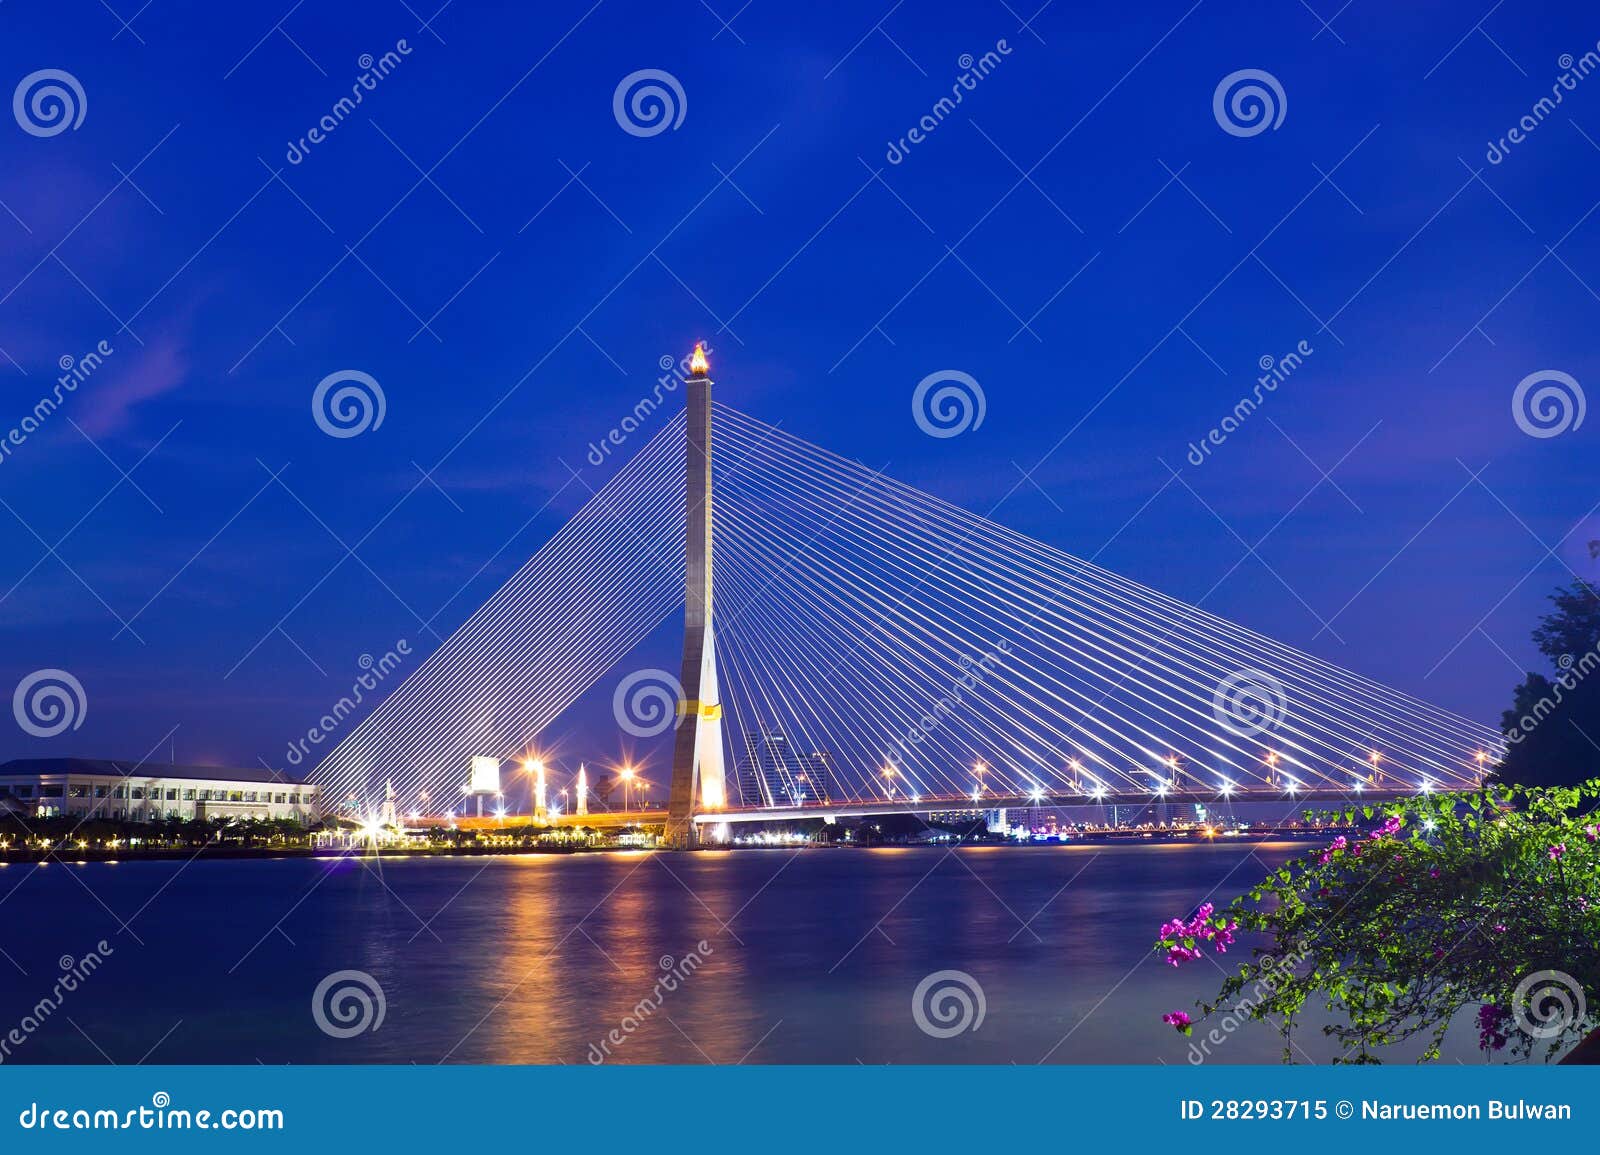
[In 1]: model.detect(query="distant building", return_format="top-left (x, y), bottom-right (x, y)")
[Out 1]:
top-left (0, 759), bottom-right (318, 824)
top-left (737, 728), bottom-right (833, 807)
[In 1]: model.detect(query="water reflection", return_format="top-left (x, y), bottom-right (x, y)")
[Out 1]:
top-left (1, 843), bottom-right (1491, 1065)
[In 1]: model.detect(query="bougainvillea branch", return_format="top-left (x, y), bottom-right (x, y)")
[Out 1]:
top-left (1155, 780), bottom-right (1599, 1063)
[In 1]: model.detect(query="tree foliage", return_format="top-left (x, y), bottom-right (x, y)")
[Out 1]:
top-left (1156, 781), bottom-right (1599, 1063)
top-left (1497, 581), bottom-right (1600, 788)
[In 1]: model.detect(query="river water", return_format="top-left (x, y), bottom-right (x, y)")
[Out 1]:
top-left (1, 841), bottom-right (1487, 1065)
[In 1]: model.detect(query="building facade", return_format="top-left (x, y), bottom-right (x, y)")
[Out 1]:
top-left (0, 759), bottom-right (318, 824)
top-left (737, 728), bottom-right (835, 808)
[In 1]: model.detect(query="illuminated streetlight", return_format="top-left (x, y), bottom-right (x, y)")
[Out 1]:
top-left (620, 765), bottom-right (636, 812)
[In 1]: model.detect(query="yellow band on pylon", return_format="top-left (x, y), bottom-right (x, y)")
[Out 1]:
top-left (676, 700), bottom-right (723, 720)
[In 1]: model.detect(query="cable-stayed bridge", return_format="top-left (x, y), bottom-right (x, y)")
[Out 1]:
top-left (311, 351), bottom-right (1501, 846)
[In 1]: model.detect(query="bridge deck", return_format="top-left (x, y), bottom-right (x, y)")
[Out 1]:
top-left (411, 788), bottom-right (1426, 832)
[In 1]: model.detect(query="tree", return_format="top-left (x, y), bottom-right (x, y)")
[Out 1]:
top-left (1155, 782), bottom-right (1599, 1063)
top-left (1497, 580), bottom-right (1600, 788)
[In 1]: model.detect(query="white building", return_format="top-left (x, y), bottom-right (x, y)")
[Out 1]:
top-left (0, 759), bottom-right (318, 824)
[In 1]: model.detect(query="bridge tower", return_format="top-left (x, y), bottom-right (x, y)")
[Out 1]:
top-left (664, 343), bottom-right (728, 847)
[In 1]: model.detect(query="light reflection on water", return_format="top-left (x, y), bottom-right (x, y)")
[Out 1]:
top-left (4, 842), bottom-right (1487, 1064)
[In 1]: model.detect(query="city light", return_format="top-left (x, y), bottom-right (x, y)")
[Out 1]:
top-left (1218, 777), bottom-right (1234, 797)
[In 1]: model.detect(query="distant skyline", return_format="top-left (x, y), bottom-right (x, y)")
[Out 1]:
top-left (2, 1), bottom-right (1596, 778)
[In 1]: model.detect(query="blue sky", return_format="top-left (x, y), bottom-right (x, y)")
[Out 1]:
top-left (1, 0), bottom-right (1596, 782)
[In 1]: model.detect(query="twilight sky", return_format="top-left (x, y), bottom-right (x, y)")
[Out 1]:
top-left (1, 0), bottom-right (1596, 785)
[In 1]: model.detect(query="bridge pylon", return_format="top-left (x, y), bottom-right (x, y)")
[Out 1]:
top-left (664, 344), bottom-right (727, 847)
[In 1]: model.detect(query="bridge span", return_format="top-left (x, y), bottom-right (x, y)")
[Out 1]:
top-left (415, 787), bottom-right (1427, 834)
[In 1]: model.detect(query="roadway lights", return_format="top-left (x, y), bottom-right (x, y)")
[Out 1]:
top-left (1219, 777), bottom-right (1235, 797)
top-left (1284, 776), bottom-right (1300, 794)
top-left (1418, 778), bottom-right (1435, 795)
top-left (1030, 785), bottom-right (1044, 804)
top-left (1352, 778), bottom-right (1364, 793)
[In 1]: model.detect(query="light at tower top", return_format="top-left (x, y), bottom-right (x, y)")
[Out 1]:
top-left (689, 342), bottom-right (709, 377)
